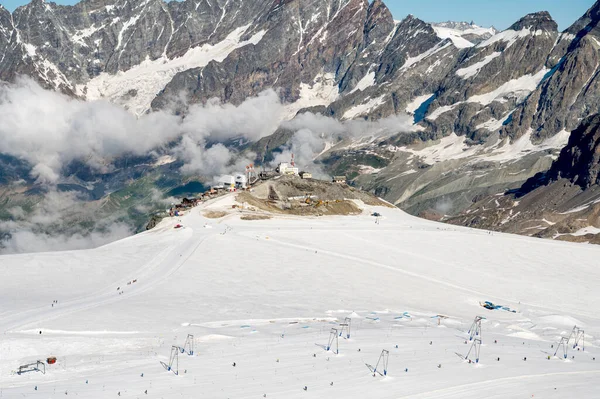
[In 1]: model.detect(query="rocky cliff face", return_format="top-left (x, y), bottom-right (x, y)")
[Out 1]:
top-left (547, 114), bottom-right (600, 188)
top-left (0, 5), bottom-right (10, 56)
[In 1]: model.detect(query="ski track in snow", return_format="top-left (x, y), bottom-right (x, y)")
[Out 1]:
top-left (0, 228), bottom-right (204, 333)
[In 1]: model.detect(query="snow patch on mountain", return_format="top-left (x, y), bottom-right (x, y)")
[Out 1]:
top-left (427, 68), bottom-right (549, 121)
top-left (559, 32), bottom-right (577, 42)
top-left (456, 52), bottom-right (501, 79)
top-left (433, 21), bottom-right (497, 34)
top-left (572, 226), bottom-right (600, 236)
top-left (342, 95), bottom-right (386, 120)
top-left (560, 196), bottom-right (600, 215)
top-left (468, 68), bottom-right (549, 105)
top-left (432, 26), bottom-right (474, 48)
top-left (72, 24), bottom-right (105, 47)
top-left (284, 72), bottom-right (339, 119)
top-left (399, 127), bottom-right (570, 166)
top-left (36, 58), bottom-right (72, 90)
top-left (77, 25), bottom-right (267, 116)
top-left (399, 133), bottom-right (478, 165)
top-left (475, 110), bottom-right (514, 132)
top-left (481, 128), bottom-right (570, 163)
top-left (400, 42), bottom-right (451, 72)
top-left (477, 28), bottom-right (540, 50)
top-left (116, 13), bottom-right (142, 51)
top-left (22, 42), bottom-right (36, 57)
top-left (426, 103), bottom-right (458, 121)
top-left (349, 66), bottom-right (376, 94)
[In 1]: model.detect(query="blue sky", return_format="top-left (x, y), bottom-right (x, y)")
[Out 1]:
top-left (0, 0), bottom-right (594, 31)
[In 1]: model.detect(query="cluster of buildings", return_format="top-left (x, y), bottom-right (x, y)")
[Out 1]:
top-left (214, 155), bottom-right (346, 192)
top-left (215, 174), bottom-right (249, 191)
top-left (214, 164), bottom-right (258, 191)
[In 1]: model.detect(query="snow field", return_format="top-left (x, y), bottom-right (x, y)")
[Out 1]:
top-left (0, 194), bottom-right (599, 397)
top-left (398, 128), bottom-right (571, 166)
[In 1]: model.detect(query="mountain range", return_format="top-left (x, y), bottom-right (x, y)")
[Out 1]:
top-left (2, 0), bottom-right (600, 250)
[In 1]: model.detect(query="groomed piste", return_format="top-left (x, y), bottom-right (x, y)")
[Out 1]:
top-left (0, 193), bottom-right (599, 398)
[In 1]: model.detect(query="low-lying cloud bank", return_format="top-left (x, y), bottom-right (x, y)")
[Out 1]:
top-left (0, 77), bottom-right (416, 253)
top-left (0, 189), bottom-right (132, 254)
top-left (2, 223), bottom-right (133, 254)
top-left (0, 77), bottom-right (283, 183)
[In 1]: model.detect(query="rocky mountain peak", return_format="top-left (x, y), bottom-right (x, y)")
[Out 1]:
top-left (0, 4), bottom-right (9, 19)
top-left (367, 0), bottom-right (393, 24)
top-left (398, 13), bottom-right (432, 32)
top-left (22, 0), bottom-right (45, 7)
top-left (404, 14), bottom-right (418, 22)
top-left (15, 0), bottom-right (58, 14)
top-left (365, 0), bottom-right (395, 42)
top-left (508, 11), bottom-right (557, 33)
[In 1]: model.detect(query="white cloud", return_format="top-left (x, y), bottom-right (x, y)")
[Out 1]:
top-left (0, 77), bottom-right (284, 184)
top-left (182, 89), bottom-right (283, 143)
top-left (0, 189), bottom-right (133, 254)
top-left (1, 223), bottom-right (132, 254)
top-left (0, 77), bottom-right (180, 183)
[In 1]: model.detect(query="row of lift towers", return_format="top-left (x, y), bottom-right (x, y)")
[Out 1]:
top-left (162, 319), bottom-right (585, 378)
top-left (166, 318), bottom-right (390, 378)
top-left (463, 316), bottom-right (586, 364)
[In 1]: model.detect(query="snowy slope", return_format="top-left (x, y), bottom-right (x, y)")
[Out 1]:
top-left (0, 194), bottom-right (599, 398)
